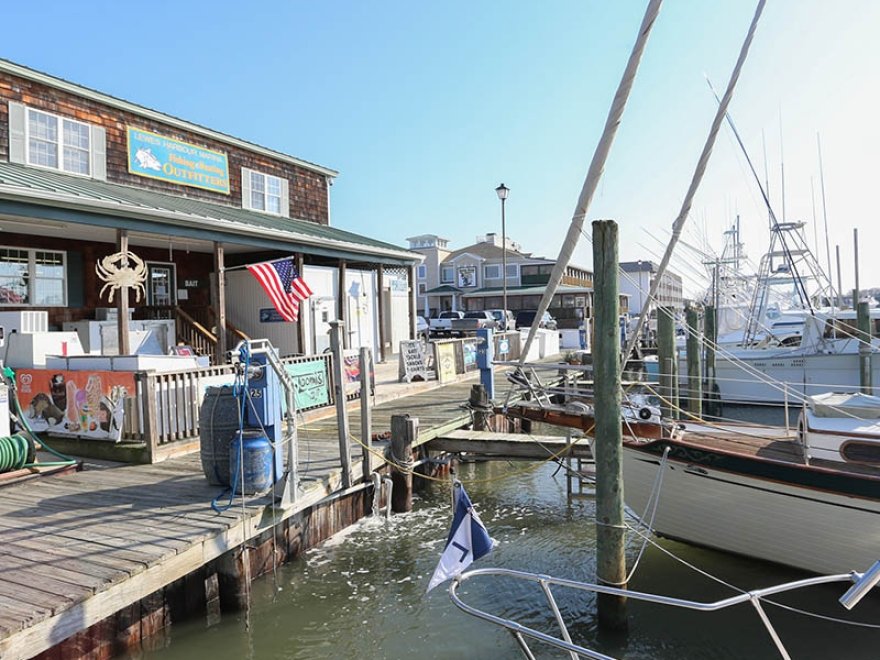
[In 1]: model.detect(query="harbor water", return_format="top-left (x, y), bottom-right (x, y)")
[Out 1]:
top-left (145, 440), bottom-right (880, 659)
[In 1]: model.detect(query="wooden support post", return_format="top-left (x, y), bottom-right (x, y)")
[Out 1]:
top-left (686, 305), bottom-right (702, 417)
top-left (703, 305), bottom-right (719, 418)
top-left (296, 253), bottom-right (307, 354)
top-left (390, 414), bottom-right (417, 513)
top-left (408, 264), bottom-right (417, 340)
top-left (858, 301), bottom-right (873, 394)
top-left (359, 347), bottom-right (373, 481)
top-left (592, 219), bottom-right (627, 632)
top-left (377, 265), bottom-right (387, 363)
top-left (116, 229), bottom-right (131, 356)
top-left (469, 384), bottom-right (491, 431)
top-left (338, 259), bottom-right (349, 349)
top-left (656, 306), bottom-right (675, 421)
top-left (329, 321), bottom-right (353, 488)
top-left (212, 242), bottom-right (227, 360)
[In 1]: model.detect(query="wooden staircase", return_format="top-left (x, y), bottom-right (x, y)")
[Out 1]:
top-left (141, 305), bottom-right (250, 364)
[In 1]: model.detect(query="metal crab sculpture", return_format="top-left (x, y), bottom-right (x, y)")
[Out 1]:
top-left (96, 251), bottom-right (147, 303)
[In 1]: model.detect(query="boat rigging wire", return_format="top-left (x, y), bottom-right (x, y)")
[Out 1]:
top-left (623, 0), bottom-right (768, 366)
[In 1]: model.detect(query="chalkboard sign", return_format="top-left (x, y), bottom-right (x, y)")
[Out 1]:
top-left (399, 340), bottom-right (431, 383)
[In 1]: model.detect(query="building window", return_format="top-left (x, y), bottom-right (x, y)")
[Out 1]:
top-left (505, 263), bottom-right (518, 279)
top-left (484, 264), bottom-right (501, 280)
top-left (26, 108), bottom-right (90, 175)
top-left (0, 247), bottom-right (66, 306)
top-left (418, 283), bottom-right (426, 295)
top-left (249, 171), bottom-right (283, 214)
top-left (440, 265), bottom-right (454, 283)
top-left (417, 265), bottom-right (427, 280)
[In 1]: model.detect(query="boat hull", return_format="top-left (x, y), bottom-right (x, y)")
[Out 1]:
top-left (622, 442), bottom-right (880, 574)
top-left (713, 352), bottom-right (880, 405)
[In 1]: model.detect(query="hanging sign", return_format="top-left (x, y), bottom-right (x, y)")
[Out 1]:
top-left (127, 127), bottom-right (230, 194)
top-left (285, 359), bottom-right (331, 410)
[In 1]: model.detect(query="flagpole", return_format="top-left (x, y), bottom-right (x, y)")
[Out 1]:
top-left (223, 255), bottom-right (299, 272)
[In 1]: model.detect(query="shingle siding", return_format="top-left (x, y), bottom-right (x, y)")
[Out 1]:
top-left (0, 72), bottom-right (330, 224)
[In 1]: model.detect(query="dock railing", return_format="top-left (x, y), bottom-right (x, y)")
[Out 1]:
top-left (121, 352), bottom-right (338, 463)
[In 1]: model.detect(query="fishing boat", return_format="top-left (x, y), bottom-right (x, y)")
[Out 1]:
top-left (713, 307), bottom-right (880, 404)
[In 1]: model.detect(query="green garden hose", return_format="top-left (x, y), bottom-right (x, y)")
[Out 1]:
top-left (0, 433), bottom-right (32, 472)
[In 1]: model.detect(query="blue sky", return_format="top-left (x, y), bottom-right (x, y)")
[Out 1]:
top-left (3, 1), bottom-right (878, 295)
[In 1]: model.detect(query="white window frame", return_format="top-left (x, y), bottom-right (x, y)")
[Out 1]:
top-left (418, 282), bottom-right (427, 295)
top-left (0, 246), bottom-right (67, 307)
top-left (25, 107), bottom-right (91, 176)
top-left (417, 265), bottom-right (427, 280)
top-left (484, 264), bottom-right (501, 280)
top-left (248, 170), bottom-right (285, 215)
top-left (440, 265), bottom-right (454, 283)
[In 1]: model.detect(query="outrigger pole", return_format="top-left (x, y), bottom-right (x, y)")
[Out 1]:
top-left (622, 0), bottom-right (767, 365)
top-left (510, 0), bottom-right (664, 397)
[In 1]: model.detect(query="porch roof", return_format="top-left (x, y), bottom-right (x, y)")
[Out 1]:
top-left (424, 285), bottom-right (463, 294)
top-left (0, 163), bottom-right (421, 266)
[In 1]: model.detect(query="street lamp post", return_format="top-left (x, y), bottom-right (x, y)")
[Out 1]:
top-left (495, 183), bottom-right (510, 324)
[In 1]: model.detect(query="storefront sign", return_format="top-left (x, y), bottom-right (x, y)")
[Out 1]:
top-left (457, 265), bottom-right (476, 288)
top-left (286, 359), bottom-right (331, 410)
top-left (390, 278), bottom-right (408, 296)
top-left (17, 370), bottom-right (135, 442)
top-left (436, 342), bottom-right (456, 383)
top-left (127, 127), bottom-right (230, 194)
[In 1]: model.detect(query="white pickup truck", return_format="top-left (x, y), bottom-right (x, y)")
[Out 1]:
top-left (429, 310), bottom-right (465, 336)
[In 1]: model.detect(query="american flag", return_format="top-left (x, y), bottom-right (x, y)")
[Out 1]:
top-left (246, 257), bottom-right (313, 322)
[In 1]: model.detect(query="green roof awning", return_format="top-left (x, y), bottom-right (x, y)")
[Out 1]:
top-left (424, 285), bottom-right (463, 294)
top-left (0, 163), bottom-right (420, 266)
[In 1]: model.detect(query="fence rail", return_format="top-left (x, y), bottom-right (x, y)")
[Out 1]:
top-left (119, 353), bottom-right (339, 462)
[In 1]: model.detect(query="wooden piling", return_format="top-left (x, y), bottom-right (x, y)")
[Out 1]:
top-left (686, 305), bottom-right (702, 417)
top-left (360, 347), bottom-right (374, 480)
top-left (657, 306), bottom-right (675, 421)
top-left (469, 384), bottom-right (491, 431)
top-left (390, 414), bottom-right (417, 513)
top-left (592, 219), bottom-right (627, 632)
top-left (329, 321), bottom-right (353, 488)
top-left (858, 301), bottom-right (873, 394)
top-left (704, 305), bottom-right (719, 417)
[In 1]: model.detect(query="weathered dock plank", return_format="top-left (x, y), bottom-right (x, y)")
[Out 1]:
top-left (429, 429), bottom-right (593, 460)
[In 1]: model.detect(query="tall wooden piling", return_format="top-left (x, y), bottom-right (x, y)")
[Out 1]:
top-left (329, 321), bottom-right (353, 488)
top-left (592, 220), bottom-right (627, 631)
top-left (359, 347), bottom-right (373, 480)
top-left (390, 414), bottom-right (417, 513)
top-left (858, 301), bottom-right (873, 394)
top-left (686, 305), bottom-right (702, 417)
top-left (657, 306), bottom-right (675, 421)
top-left (703, 305), bottom-right (720, 418)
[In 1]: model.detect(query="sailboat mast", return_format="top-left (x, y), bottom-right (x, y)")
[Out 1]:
top-left (623, 0), bottom-right (767, 364)
top-left (512, 0), bottom-right (665, 376)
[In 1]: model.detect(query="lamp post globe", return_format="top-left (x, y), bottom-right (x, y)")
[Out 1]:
top-left (495, 184), bottom-right (510, 324)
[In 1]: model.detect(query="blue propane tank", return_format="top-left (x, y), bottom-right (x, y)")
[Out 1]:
top-left (229, 430), bottom-right (275, 495)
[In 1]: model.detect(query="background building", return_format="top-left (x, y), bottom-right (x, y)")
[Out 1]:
top-left (408, 233), bottom-right (599, 328)
top-left (619, 260), bottom-right (684, 317)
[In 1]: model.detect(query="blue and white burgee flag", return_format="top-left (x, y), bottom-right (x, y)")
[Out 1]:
top-left (427, 482), bottom-right (497, 592)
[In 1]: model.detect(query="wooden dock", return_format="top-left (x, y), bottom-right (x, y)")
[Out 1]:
top-left (0, 370), bottom-right (536, 659)
top-left (429, 429), bottom-right (593, 460)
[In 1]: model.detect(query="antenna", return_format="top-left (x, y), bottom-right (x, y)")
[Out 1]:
top-left (818, 133), bottom-right (833, 289)
top-left (810, 177), bottom-right (820, 263)
top-left (762, 129), bottom-right (771, 229)
top-left (779, 107), bottom-right (786, 222)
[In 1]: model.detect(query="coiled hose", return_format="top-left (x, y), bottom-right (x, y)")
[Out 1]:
top-left (0, 433), bottom-right (34, 472)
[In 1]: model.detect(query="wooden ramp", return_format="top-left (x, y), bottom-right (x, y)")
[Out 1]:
top-left (429, 429), bottom-right (594, 460)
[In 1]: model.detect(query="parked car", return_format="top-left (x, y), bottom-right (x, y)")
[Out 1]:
top-left (416, 316), bottom-right (430, 343)
top-left (486, 309), bottom-right (515, 331)
top-left (515, 310), bottom-right (558, 331)
top-left (429, 310), bottom-right (465, 336)
top-left (450, 310), bottom-right (497, 336)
